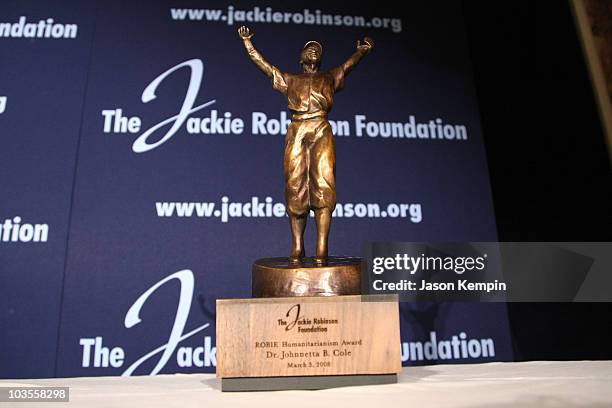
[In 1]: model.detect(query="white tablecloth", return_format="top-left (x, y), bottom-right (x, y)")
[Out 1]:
top-left (2, 361), bottom-right (611, 408)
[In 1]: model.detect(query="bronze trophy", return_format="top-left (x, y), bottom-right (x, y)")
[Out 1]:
top-left (215, 27), bottom-right (400, 391)
top-left (238, 25), bottom-right (374, 298)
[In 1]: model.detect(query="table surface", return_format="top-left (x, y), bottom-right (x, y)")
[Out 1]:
top-left (2, 361), bottom-right (611, 408)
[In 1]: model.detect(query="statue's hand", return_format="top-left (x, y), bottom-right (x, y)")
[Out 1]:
top-left (238, 26), bottom-right (253, 40)
top-left (356, 37), bottom-right (374, 53)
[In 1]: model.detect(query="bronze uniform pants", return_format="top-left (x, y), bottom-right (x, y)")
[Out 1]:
top-left (284, 117), bottom-right (336, 217)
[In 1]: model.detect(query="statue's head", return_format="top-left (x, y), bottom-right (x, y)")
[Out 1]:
top-left (300, 40), bottom-right (322, 71)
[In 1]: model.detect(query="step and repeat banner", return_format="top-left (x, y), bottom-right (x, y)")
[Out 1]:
top-left (0, 0), bottom-right (513, 378)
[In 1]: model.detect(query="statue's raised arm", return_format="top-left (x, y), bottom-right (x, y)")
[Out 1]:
top-left (239, 26), bottom-right (288, 94)
top-left (238, 26), bottom-right (275, 78)
top-left (340, 37), bottom-right (374, 76)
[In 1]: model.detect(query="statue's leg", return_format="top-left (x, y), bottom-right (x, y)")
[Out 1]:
top-left (284, 121), bottom-right (308, 260)
top-left (309, 120), bottom-right (336, 261)
top-left (289, 214), bottom-right (307, 260)
top-left (314, 208), bottom-right (332, 260)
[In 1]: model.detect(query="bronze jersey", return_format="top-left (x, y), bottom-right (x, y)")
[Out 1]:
top-left (270, 68), bottom-right (344, 114)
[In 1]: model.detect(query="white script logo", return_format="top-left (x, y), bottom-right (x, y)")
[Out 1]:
top-left (79, 269), bottom-right (215, 375)
top-left (101, 59), bottom-right (216, 153)
top-left (101, 59), bottom-right (468, 153)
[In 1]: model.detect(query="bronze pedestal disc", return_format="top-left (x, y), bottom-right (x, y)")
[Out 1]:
top-left (252, 257), bottom-right (362, 298)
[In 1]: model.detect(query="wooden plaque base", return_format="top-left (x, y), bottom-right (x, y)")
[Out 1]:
top-left (216, 294), bottom-right (401, 389)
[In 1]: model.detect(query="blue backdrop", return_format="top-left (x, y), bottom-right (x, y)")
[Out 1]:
top-left (0, 0), bottom-right (513, 378)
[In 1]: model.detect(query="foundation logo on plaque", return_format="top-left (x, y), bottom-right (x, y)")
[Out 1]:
top-left (215, 26), bottom-right (401, 391)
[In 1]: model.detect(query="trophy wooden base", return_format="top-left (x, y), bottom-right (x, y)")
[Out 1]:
top-left (216, 294), bottom-right (401, 391)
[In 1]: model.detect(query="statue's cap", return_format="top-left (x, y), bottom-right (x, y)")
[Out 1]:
top-left (303, 40), bottom-right (323, 54)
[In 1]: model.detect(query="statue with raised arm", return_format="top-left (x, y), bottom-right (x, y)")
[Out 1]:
top-left (238, 25), bottom-right (374, 263)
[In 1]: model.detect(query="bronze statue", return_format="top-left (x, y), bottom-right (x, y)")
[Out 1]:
top-left (238, 26), bottom-right (374, 262)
